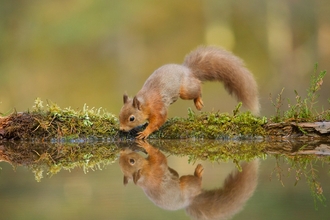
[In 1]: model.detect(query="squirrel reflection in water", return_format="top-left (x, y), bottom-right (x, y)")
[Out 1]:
top-left (119, 141), bottom-right (259, 220)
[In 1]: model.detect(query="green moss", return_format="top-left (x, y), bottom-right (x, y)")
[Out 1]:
top-left (150, 106), bottom-right (267, 140)
top-left (2, 99), bottom-right (119, 141)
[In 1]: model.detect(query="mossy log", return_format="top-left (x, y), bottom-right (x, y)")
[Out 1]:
top-left (0, 109), bottom-right (329, 141)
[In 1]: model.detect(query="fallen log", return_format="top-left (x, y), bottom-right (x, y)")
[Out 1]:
top-left (1, 109), bottom-right (329, 141)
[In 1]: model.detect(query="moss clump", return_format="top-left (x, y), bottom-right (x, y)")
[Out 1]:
top-left (150, 106), bottom-right (267, 140)
top-left (1, 98), bottom-right (119, 141)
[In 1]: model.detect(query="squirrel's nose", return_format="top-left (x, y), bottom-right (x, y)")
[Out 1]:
top-left (119, 126), bottom-right (129, 132)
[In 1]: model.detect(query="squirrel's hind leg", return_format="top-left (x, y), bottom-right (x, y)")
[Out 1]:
top-left (179, 79), bottom-right (204, 110)
top-left (194, 97), bottom-right (204, 110)
top-left (194, 164), bottom-right (204, 178)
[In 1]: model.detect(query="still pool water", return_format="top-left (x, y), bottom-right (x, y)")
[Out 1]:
top-left (0, 140), bottom-right (329, 220)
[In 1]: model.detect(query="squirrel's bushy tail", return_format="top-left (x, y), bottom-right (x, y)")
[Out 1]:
top-left (183, 46), bottom-right (260, 115)
top-left (185, 160), bottom-right (259, 220)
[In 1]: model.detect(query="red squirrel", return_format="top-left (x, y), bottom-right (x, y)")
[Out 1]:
top-left (119, 140), bottom-right (203, 211)
top-left (119, 141), bottom-right (259, 219)
top-left (119, 46), bottom-right (260, 139)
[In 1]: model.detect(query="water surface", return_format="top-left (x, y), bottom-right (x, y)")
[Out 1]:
top-left (0, 140), bottom-right (329, 220)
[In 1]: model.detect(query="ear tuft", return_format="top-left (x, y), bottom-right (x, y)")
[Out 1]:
top-left (132, 170), bottom-right (141, 184)
top-left (123, 176), bottom-right (129, 186)
top-left (123, 94), bottom-right (129, 104)
top-left (132, 96), bottom-right (141, 110)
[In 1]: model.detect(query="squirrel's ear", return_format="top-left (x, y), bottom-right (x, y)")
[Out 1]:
top-left (132, 96), bottom-right (141, 110)
top-left (132, 170), bottom-right (141, 184)
top-left (123, 94), bottom-right (129, 104)
top-left (123, 176), bottom-right (129, 186)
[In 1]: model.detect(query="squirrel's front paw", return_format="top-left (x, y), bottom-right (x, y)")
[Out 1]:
top-left (136, 130), bottom-right (150, 139)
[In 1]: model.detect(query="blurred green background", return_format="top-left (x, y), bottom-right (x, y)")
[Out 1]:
top-left (0, 0), bottom-right (329, 117)
top-left (1, 1), bottom-right (330, 219)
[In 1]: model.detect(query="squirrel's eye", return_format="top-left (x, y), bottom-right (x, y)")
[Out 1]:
top-left (129, 115), bottom-right (135, 122)
top-left (129, 158), bottom-right (135, 165)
